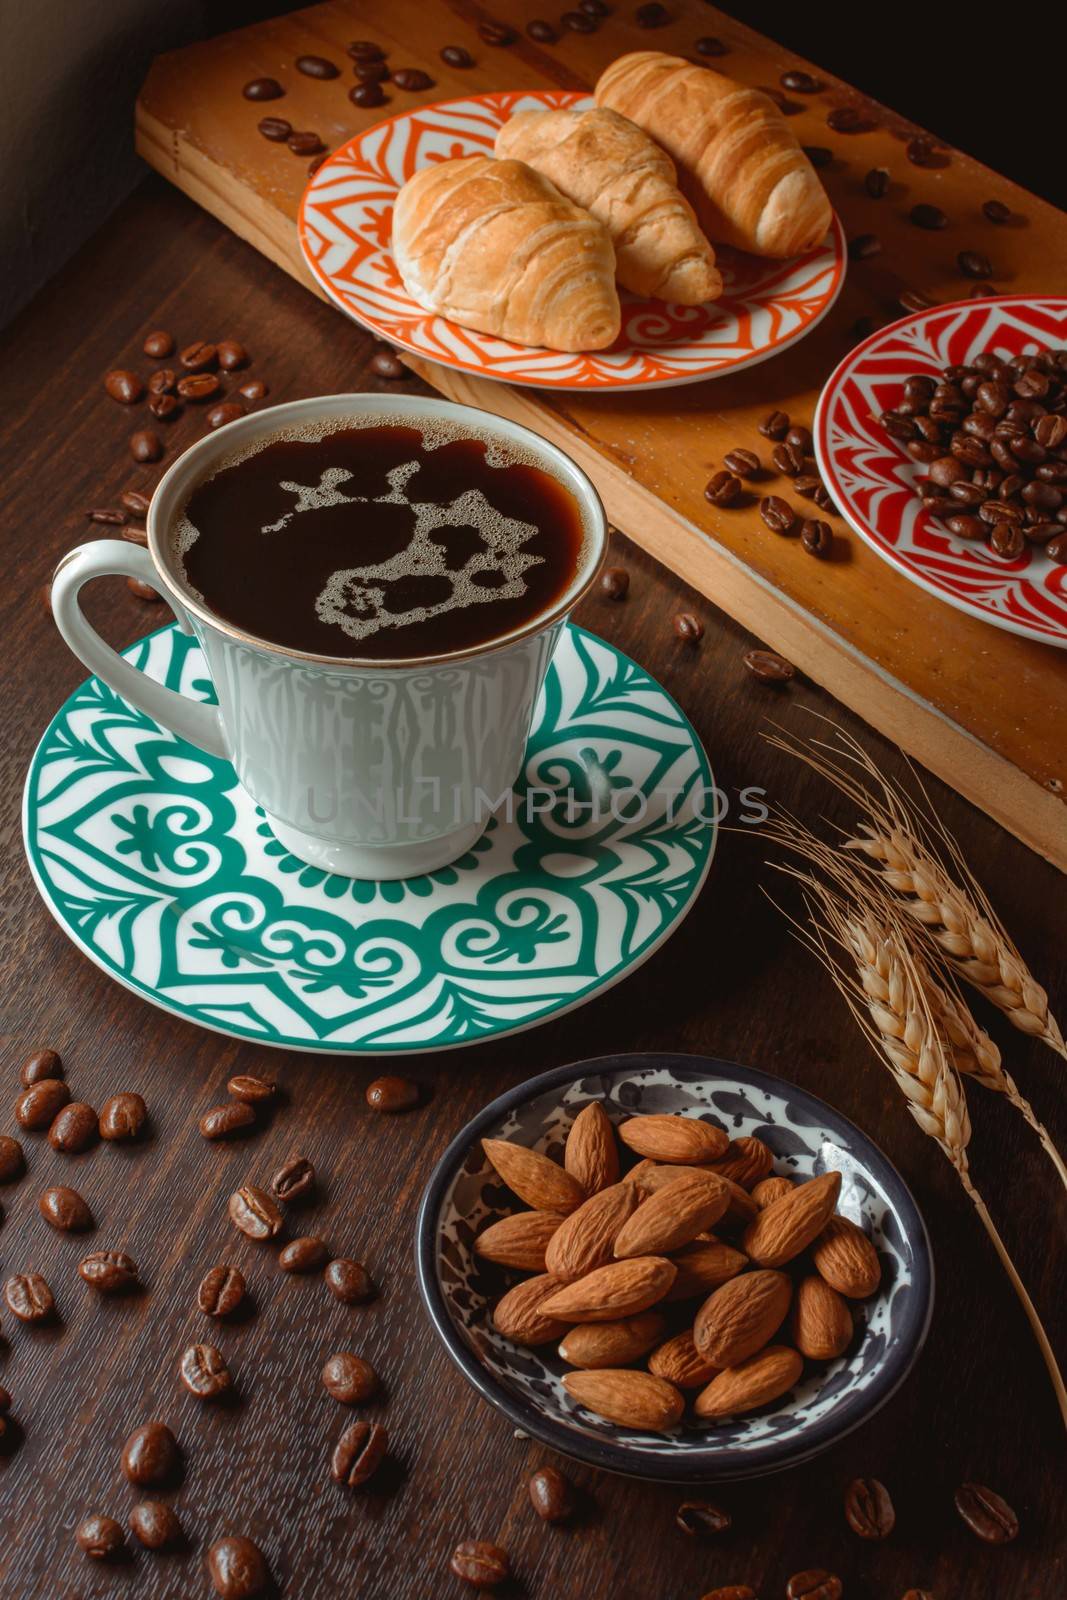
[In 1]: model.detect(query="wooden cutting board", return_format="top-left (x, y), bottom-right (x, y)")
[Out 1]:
top-left (135, 0), bottom-right (1067, 869)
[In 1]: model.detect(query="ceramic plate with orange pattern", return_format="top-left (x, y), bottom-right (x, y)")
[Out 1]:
top-left (298, 90), bottom-right (847, 392)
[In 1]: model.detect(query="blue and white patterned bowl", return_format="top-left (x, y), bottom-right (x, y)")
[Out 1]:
top-left (416, 1053), bottom-right (934, 1481)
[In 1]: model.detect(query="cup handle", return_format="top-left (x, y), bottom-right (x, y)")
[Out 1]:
top-left (50, 540), bottom-right (229, 759)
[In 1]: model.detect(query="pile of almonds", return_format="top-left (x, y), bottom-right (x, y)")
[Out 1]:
top-left (477, 1104), bottom-right (881, 1433)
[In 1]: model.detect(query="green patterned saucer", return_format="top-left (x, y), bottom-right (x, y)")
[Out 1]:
top-left (23, 623), bottom-right (715, 1053)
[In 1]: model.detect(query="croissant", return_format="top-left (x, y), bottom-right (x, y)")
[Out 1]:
top-left (596, 53), bottom-right (832, 259)
top-left (391, 155), bottom-right (620, 352)
top-left (494, 107), bottom-right (722, 305)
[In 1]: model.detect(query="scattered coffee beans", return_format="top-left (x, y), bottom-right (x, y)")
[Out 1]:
top-left (48, 1101), bottom-right (98, 1153)
top-left (954, 1482), bottom-right (1019, 1544)
top-left (331, 1419), bottom-right (388, 1486)
top-left (216, 339), bottom-right (248, 370)
top-left (296, 54), bottom-right (339, 78)
top-left (206, 401), bottom-right (245, 429)
top-left (79, 1250), bottom-right (139, 1292)
top-left (958, 249), bottom-right (993, 279)
top-left (76, 1514), bottom-right (125, 1559)
top-left (238, 378), bottom-right (269, 401)
top-left (722, 448), bottom-right (760, 478)
top-left (848, 232), bottom-right (881, 260)
top-left (105, 369), bottom-right (143, 404)
top-left (143, 330), bottom-right (175, 358)
top-left (910, 203), bottom-right (947, 230)
top-left (39, 1184), bottom-right (93, 1231)
top-left (258, 115), bottom-right (292, 141)
top-left (600, 565), bottom-right (630, 600)
top-left (207, 1534), bottom-right (269, 1599)
top-left (803, 145), bottom-right (833, 168)
top-left (347, 41), bottom-right (385, 62)
top-left (180, 1342), bottom-right (232, 1400)
top-left (759, 410), bottom-right (790, 440)
top-left (827, 106), bottom-right (878, 134)
top-left (149, 393), bottom-right (181, 420)
top-left (198, 1264), bottom-right (246, 1318)
top-left (636, 2), bottom-right (670, 26)
top-left (87, 507), bottom-right (127, 525)
top-left (695, 35), bottom-right (728, 54)
top-left (288, 131), bottom-right (325, 156)
top-left (786, 1573), bottom-right (842, 1600)
top-left (130, 430), bottom-right (163, 463)
top-left (906, 135), bottom-right (942, 167)
top-left (127, 577), bottom-right (163, 602)
top-left (177, 373), bottom-right (220, 402)
top-left (705, 469), bottom-right (742, 506)
top-left (786, 424), bottom-right (813, 454)
top-left (450, 1540), bottom-right (510, 1588)
top-left (365, 1075), bottom-right (419, 1112)
top-left (16, 1076), bottom-right (70, 1129)
top-left (801, 518), bottom-right (834, 557)
top-left (180, 340), bottom-right (217, 371)
top-left (982, 199), bottom-right (1012, 224)
top-left (370, 346), bottom-right (407, 379)
top-left (743, 648), bottom-right (795, 682)
top-left (20, 1047), bottom-right (61, 1085)
top-left (562, 10), bottom-right (598, 31)
top-left (479, 20), bottom-right (516, 44)
top-left (864, 167), bottom-right (889, 198)
top-left (280, 1235), bottom-right (329, 1273)
top-left (0, 1135), bottom-right (25, 1183)
top-left (441, 45), bottom-right (474, 67)
top-left (130, 1499), bottom-right (183, 1550)
top-left (229, 1186), bottom-right (284, 1240)
top-left (322, 1351), bottom-right (378, 1403)
top-left (148, 367), bottom-right (176, 394)
top-left (676, 1499), bottom-right (731, 1536)
top-left (350, 82), bottom-right (386, 107)
top-left (121, 1421), bottom-right (181, 1487)
top-left (393, 67), bottom-right (434, 90)
top-left (759, 495), bottom-right (797, 534)
top-left (200, 1101), bottom-right (257, 1139)
top-left (844, 1476), bottom-right (895, 1538)
top-left (243, 77), bottom-right (284, 101)
top-left (772, 441), bottom-right (805, 476)
top-left (5, 1272), bottom-right (55, 1322)
top-left (99, 1092), bottom-right (147, 1140)
top-left (526, 19), bottom-right (558, 41)
top-left (227, 1073), bottom-right (276, 1104)
top-left (528, 1464), bottom-right (574, 1522)
top-left (672, 612), bottom-right (704, 643)
top-left (781, 69), bottom-right (819, 93)
top-left (325, 1258), bottom-right (375, 1303)
top-left (271, 1154), bottom-right (315, 1203)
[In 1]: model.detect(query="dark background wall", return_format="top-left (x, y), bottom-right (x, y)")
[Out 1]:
top-left (0, 1), bottom-right (1060, 328)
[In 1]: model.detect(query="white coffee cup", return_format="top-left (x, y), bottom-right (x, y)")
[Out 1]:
top-left (50, 394), bottom-right (607, 879)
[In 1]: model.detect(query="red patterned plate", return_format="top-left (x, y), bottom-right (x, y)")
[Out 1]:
top-left (815, 296), bottom-right (1067, 649)
top-left (297, 90), bottom-right (846, 392)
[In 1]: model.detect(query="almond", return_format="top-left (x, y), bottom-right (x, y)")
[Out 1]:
top-left (613, 1171), bottom-right (729, 1259)
top-left (791, 1274), bottom-right (853, 1361)
top-left (811, 1215), bottom-right (882, 1298)
top-left (694, 1344), bottom-right (803, 1419)
top-left (648, 1329), bottom-right (718, 1390)
top-left (721, 1176), bottom-right (760, 1228)
top-left (540, 1256), bottom-right (676, 1322)
top-left (618, 1114), bottom-right (728, 1165)
top-left (544, 1183), bottom-right (638, 1281)
top-left (621, 1157), bottom-right (659, 1188)
top-left (558, 1311), bottom-right (666, 1369)
top-left (630, 1162), bottom-right (710, 1193)
top-left (563, 1368), bottom-right (684, 1432)
top-left (741, 1171), bottom-right (842, 1267)
top-left (693, 1268), bottom-right (792, 1367)
top-left (664, 1238), bottom-right (748, 1301)
top-left (492, 1273), bottom-right (572, 1346)
top-left (706, 1136), bottom-right (774, 1190)
top-left (482, 1138), bottom-right (585, 1214)
top-left (751, 1176), bottom-right (793, 1209)
top-left (474, 1210), bottom-right (565, 1272)
top-left (564, 1102), bottom-right (619, 1194)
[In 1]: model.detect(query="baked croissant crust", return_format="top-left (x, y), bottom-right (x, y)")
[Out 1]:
top-left (494, 107), bottom-right (722, 305)
top-left (391, 155), bottom-right (621, 352)
top-left (596, 53), bottom-right (832, 259)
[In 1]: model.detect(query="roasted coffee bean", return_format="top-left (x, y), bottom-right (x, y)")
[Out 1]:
top-left (0, 1135), bottom-right (25, 1183)
top-left (48, 1101), bottom-right (98, 1153)
top-left (40, 1184), bottom-right (93, 1231)
top-left (271, 1154), bottom-right (315, 1203)
top-left (676, 1500), bottom-right (732, 1536)
top-left (366, 1075), bottom-right (419, 1111)
top-left (206, 401), bottom-right (245, 429)
top-left (635, 2), bottom-right (670, 25)
top-left (562, 10), bottom-right (598, 30)
top-left (526, 19), bottom-right (558, 41)
top-left (180, 340), bottom-right (217, 371)
top-left (723, 448), bottom-right (760, 478)
top-left (350, 82), bottom-right (387, 107)
top-left (759, 410), bottom-right (790, 439)
top-left (848, 232), bottom-right (881, 260)
top-left (200, 1100), bottom-right (256, 1139)
top-left (322, 1351), bottom-right (378, 1403)
top-left (143, 329), bottom-right (175, 357)
top-left (325, 1258), bottom-right (375, 1303)
top-left (781, 68), bottom-right (819, 93)
top-left (296, 54), bottom-right (339, 78)
top-left (1025, 520), bottom-right (1061, 543)
top-left (130, 430), bottom-right (163, 463)
top-left (198, 1264), bottom-right (246, 1317)
top-left (5, 1272), bottom-right (55, 1322)
top-left (76, 1514), bottom-right (125, 1559)
top-left (177, 373), bottom-right (220, 401)
top-left (910, 203), bottom-right (947, 230)
top-left (1035, 414), bottom-right (1067, 449)
top-left (122, 1421), bottom-right (180, 1487)
top-left (800, 518), bottom-right (833, 557)
top-left (127, 577), bottom-right (163, 601)
top-left (347, 41), bottom-right (385, 62)
top-left (149, 392), bottom-right (180, 420)
top-left (772, 441), bottom-right (805, 476)
top-left (105, 369), bottom-right (143, 404)
top-left (528, 1464), bottom-right (574, 1522)
top-left (87, 507), bottom-right (127, 525)
top-left (280, 1234), bottom-right (329, 1272)
top-left (958, 249), bottom-right (993, 279)
top-left (393, 67), bottom-right (434, 90)
top-left (864, 166), bottom-right (889, 198)
top-left (441, 45), bottom-right (474, 67)
top-left (207, 1535), bottom-right (269, 1598)
top-left (120, 519), bottom-right (148, 541)
top-left (600, 565), bottom-right (630, 600)
top-left (99, 1091), bottom-right (147, 1140)
top-left (844, 1476), bottom-right (895, 1539)
top-left (786, 1572), bottom-right (842, 1600)
top-left (215, 339), bottom-right (248, 371)
top-left (370, 346), bottom-right (407, 378)
top-left (981, 199), bottom-right (1011, 224)
top-left (479, 21), bottom-right (516, 45)
top-left (148, 366), bottom-right (176, 394)
top-left (906, 135), bottom-right (942, 167)
top-left (16, 1077), bottom-right (70, 1129)
top-left (130, 1500), bottom-right (183, 1551)
top-left (20, 1047), bottom-right (62, 1086)
top-left (899, 288), bottom-right (937, 313)
top-left (450, 1540), bottom-right (510, 1588)
top-left (946, 513), bottom-right (985, 539)
top-left (243, 77), bottom-right (284, 101)
top-left (258, 114), bottom-right (292, 140)
top-left (354, 59), bottom-right (390, 82)
top-left (954, 1482), bottom-right (1019, 1544)
top-left (907, 440), bottom-right (943, 463)
top-left (786, 424), bottom-right (813, 454)
top-left (288, 131), bottom-right (325, 155)
top-left (1045, 532), bottom-right (1067, 562)
top-left (79, 1250), bottom-right (139, 1292)
top-left (238, 377), bottom-right (269, 401)
top-left (580, 0), bottom-right (611, 14)
top-left (990, 520), bottom-right (1025, 558)
top-left (827, 106), bottom-right (878, 134)
top-left (229, 1185), bottom-right (284, 1240)
top-left (672, 611), bottom-right (704, 643)
top-left (705, 469), bottom-right (742, 505)
top-left (803, 145), bottom-right (833, 168)
top-left (180, 1342), bottom-right (232, 1400)
top-left (332, 1419), bottom-right (388, 1487)
top-left (743, 648), bottom-right (794, 682)
top-left (928, 454), bottom-right (967, 486)
top-left (759, 495), bottom-right (797, 534)
top-left (227, 1073), bottom-right (276, 1104)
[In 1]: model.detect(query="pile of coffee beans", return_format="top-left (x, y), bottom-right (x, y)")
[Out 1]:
top-left (881, 347), bottom-right (1067, 562)
top-left (704, 412), bottom-right (838, 559)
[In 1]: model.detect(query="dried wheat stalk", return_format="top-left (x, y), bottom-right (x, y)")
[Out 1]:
top-left (763, 722), bottom-right (1066, 1059)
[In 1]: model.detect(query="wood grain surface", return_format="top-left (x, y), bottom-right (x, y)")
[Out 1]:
top-left (133, 0), bottom-right (1067, 870)
top-left (0, 173), bottom-right (1064, 1599)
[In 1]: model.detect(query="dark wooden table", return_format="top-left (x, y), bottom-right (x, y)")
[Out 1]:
top-left (0, 176), bottom-right (1063, 1600)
